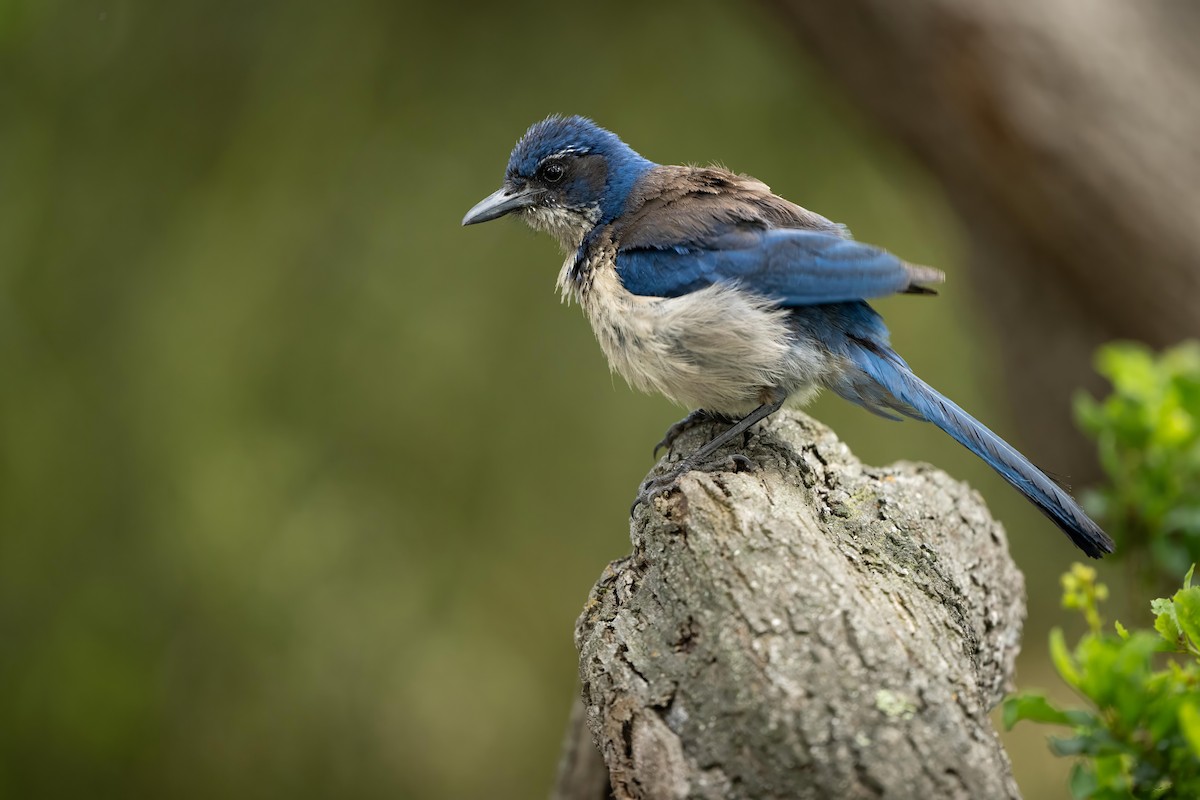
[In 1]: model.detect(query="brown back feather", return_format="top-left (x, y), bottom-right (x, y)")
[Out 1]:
top-left (613, 166), bottom-right (848, 250)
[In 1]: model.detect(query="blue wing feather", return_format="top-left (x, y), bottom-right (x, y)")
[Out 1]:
top-left (615, 228), bottom-right (927, 306)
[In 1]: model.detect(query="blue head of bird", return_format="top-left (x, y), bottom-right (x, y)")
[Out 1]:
top-left (462, 115), bottom-right (654, 249)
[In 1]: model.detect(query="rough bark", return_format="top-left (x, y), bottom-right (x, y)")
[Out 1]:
top-left (759, 0), bottom-right (1200, 479)
top-left (563, 411), bottom-right (1025, 800)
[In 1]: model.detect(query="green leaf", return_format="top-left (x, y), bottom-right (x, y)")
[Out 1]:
top-left (1174, 586), bottom-right (1200, 647)
top-left (1093, 754), bottom-right (1134, 796)
top-left (1181, 701), bottom-right (1200, 758)
top-left (1153, 598), bottom-right (1183, 646)
top-left (1050, 628), bottom-right (1081, 686)
top-left (1114, 620), bottom-right (1129, 640)
top-left (1096, 342), bottom-right (1152, 389)
top-left (1068, 762), bottom-right (1097, 799)
top-left (1003, 694), bottom-right (1075, 728)
top-left (1051, 735), bottom-right (1091, 757)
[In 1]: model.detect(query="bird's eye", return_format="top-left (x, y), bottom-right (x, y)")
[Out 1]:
top-left (540, 161), bottom-right (566, 183)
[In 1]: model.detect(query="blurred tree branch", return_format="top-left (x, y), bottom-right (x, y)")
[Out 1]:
top-left (759, 0), bottom-right (1200, 480)
top-left (552, 696), bottom-right (612, 800)
top-left (555, 412), bottom-right (1026, 799)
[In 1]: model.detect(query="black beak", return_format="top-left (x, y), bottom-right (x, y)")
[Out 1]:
top-left (461, 183), bottom-right (540, 226)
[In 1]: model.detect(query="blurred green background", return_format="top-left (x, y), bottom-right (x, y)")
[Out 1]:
top-left (1, 1), bottom-right (1107, 797)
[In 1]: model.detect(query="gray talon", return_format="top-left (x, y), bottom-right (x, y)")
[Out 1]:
top-left (728, 453), bottom-right (754, 472)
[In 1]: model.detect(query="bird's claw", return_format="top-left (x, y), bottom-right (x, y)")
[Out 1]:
top-left (631, 469), bottom-right (684, 516)
top-left (726, 453), bottom-right (754, 472)
top-left (630, 452), bottom-right (757, 516)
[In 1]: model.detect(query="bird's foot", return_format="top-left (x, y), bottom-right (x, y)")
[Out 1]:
top-left (653, 410), bottom-right (732, 459)
top-left (631, 452), bottom-right (755, 515)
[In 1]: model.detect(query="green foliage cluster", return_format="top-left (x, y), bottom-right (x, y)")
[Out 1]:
top-left (1004, 565), bottom-right (1200, 799)
top-left (1076, 342), bottom-right (1200, 578)
top-left (1006, 343), bottom-right (1200, 797)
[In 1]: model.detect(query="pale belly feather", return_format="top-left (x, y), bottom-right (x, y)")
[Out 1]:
top-left (578, 268), bottom-right (827, 414)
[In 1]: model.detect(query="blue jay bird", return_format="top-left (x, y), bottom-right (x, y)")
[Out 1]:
top-left (462, 115), bottom-right (1114, 558)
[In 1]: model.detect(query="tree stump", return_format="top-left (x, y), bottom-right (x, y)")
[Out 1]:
top-left (555, 411), bottom-right (1026, 799)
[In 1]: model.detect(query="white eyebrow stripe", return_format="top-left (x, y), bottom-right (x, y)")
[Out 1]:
top-left (539, 147), bottom-right (590, 165)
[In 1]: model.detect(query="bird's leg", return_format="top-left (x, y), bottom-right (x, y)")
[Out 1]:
top-left (634, 396), bottom-right (786, 514)
top-left (653, 409), bottom-right (734, 458)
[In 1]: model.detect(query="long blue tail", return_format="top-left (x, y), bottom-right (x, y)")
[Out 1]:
top-left (841, 341), bottom-right (1114, 558)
